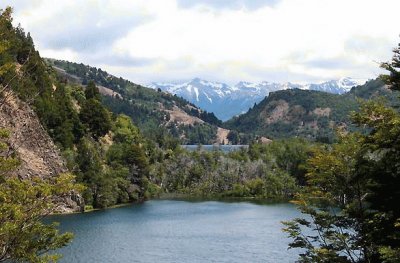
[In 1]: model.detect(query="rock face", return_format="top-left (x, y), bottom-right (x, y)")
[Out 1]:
top-left (0, 93), bottom-right (83, 213)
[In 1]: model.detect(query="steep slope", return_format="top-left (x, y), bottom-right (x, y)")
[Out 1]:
top-left (224, 79), bottom-right (397, 141)
top-left (0, 94), bottom-right (83, 212)
top-left (150, 77), bottom-right (367, 120)
top-left (47, 60), bottom-right (224, 144)
top-left (0, 13), bottom-right (86, 212)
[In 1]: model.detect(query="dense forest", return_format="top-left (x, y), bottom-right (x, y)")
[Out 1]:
top-left (1, 6), bottom-right (400, 263)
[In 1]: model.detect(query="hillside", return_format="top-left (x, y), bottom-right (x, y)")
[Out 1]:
top-left (224, 79), bottom-right (398, 141)
top-left (0, 93), bottom-right (83, 213)
top-left (47, 59), bottom-right (225, 144)
top-left (0, 10), bottom-right (158, 211)
top-left (150, 77), bottom-right (367, 120)
top-left (0, 13), bottom-right (83, 212)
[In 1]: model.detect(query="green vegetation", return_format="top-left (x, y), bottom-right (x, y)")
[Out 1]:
top-left (283, 41), bottom-right (400, 263)
top-left (225, 78), bottom-right (398, 142)
top-left (47, 59), bottom-right (222, 144)
top-left (151, 138), bottom-right (310, 199)
top-left (2, 5), bottom-right (400, 262)
top-left (0, 8), bottom-right (83, 261)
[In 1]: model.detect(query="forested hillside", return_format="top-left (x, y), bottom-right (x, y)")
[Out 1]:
top-left (2, 5), bottom-right (400, 262)
top-left (225, 79), bottom-right (398, 142)
top-left (0, 6), bottom-right (299, 215)
top-left (47, 59), bottom-right (223, 144)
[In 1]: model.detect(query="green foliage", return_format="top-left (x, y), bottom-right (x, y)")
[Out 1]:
top-left (79, 98), bottom-right (112, 140)
top-left (352, 101), bottom-right (400, 262)
top-left (84, 80), bottom-right (101, 100)
top-left (283, 41), bottom-right (400, 261)
top-left (227, 130), bottom-right (240, 144)
top-left (0, 7), bottom-right (151, 211)
top-left (283, 134), bottom-right (374, 262)
top-left (48, 59), bottom-right (223, 144)
top-left (0, 128), bottom-right (82, 262)
top-left (149, 140), bottom-right (305, 199)
top-left (381, 41), bottom-right (400, 91)
top-left (225, 79), bottom-right (398, 142)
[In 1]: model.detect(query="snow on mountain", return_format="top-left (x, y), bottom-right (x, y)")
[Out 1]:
top-left (303, 77), bottom-right (367, 94)
top-left (149, 77), bottom-right (368, 121)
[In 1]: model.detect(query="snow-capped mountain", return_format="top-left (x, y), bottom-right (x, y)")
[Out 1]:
top-left (149, 77), bottom-right (367, 121)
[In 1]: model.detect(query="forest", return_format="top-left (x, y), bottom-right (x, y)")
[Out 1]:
top-left (1, 6), bottom-right (400, 263)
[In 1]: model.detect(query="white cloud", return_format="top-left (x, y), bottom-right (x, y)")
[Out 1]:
top-left (2, 0), bottom-right (400, 85)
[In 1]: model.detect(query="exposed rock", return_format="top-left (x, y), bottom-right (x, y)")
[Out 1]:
top-left (313, 107), bottom-right (331, 117)
top-left (216, 127), bottom-right (230, 144)
top-left (258, 137), bottom-right (272, 144)
top-left (164, 105), bottom-right (204, 125)
top-left (0, 93), bottom-right (83, 213)
top-left (262, 100), bottom-right (289, 124)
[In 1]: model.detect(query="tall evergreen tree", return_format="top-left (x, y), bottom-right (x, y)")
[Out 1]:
top-left (84, 80), bottom-right (101, 101)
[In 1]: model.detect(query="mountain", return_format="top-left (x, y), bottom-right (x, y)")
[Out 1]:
top-left (47, 60), bottom-right (231, 144)
top-left (224, 79), bottom-right (398, 142)
top-left (149, 77), bottom-right (368, 121)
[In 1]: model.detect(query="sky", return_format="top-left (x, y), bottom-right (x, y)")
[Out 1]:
top-left (2, 0), bottom-right (400, 85)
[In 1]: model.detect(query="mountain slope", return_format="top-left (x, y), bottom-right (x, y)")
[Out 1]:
top-left (0, 14), bottom-right (84, 212)
top-left (47, 60), bottom-right (225, 144)
top-left (0, 94), bottom-right (83, 212)
top-left (224, 79), bottom-right (397, 141)
top-left (150, 77), bottom-right (367, 120)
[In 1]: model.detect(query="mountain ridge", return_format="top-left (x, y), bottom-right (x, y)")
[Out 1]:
top-left (224, 78), bottom-right (398, 142)
top-left (46, 59), bottom-right (231, 144)
top-left (149, 77), bottom-right (368, 120)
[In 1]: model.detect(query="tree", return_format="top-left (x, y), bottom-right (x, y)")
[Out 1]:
top-left (84, 80), bottom-right (101, 101)
top-left (0, 7), bottom-right (16, 108)
top-left (282, 134), bottom-right (377, 262)
top-left (0, 129), bottom-right (82, 262)
top-left (283, 41), bottom-right (400, 262)
top-left (352, 100), bottom-right (400, 262)
top-left (380, 41), bottom-right (400, 91)
top-left (227, 130), bottom-right (239, 144)
top-left (79, 98), bottom-right (112, 140)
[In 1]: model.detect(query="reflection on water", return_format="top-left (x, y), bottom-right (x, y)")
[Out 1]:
top-left (51, 200), bottom-right (302, 263)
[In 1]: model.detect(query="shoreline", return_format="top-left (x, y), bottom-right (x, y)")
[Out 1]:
top-left (52, 194), bottom-right (292, 216)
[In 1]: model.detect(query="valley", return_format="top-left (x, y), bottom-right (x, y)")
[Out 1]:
top-left (1, 3), bottom-right (400, 263)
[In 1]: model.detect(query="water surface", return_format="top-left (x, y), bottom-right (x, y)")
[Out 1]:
top-left (52, 200), bottom-right (301, 263)
top-left (181, 145), bottom-right (248, 153)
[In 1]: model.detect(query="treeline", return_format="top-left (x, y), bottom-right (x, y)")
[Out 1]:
top-left (49, 59), bottom-right (224, 144)
top-left (150, 138), bottom-right (310, 199)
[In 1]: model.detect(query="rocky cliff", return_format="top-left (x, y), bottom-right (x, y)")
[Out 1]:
top-left (0, 93), bottom-right (83, 213)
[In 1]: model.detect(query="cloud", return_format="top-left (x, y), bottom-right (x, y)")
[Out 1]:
top-left (6, 0), bottom-right (152, 52)
top-left (87, 53), bottom-right (157, 67)
top-left (176, 0), bottom-right (280, 10)
top-left (2, 0), bottom-right (400, 86)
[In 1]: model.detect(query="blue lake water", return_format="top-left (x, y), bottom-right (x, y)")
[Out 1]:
top-left (51, 200), bottom-right (302, 263)
top-left (181, 145), bottom-right (249, 153)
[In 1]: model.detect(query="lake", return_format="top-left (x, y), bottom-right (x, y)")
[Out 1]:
top-left (181, 145), bottom-right (249, 153)
top-left (51, 200), bottom-right (302, 263)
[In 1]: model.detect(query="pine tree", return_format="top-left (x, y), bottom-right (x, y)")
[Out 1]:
top-left (381, 41), bottom-right (400, 91)
top-left (84, 80), bottom-right (101, 101)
